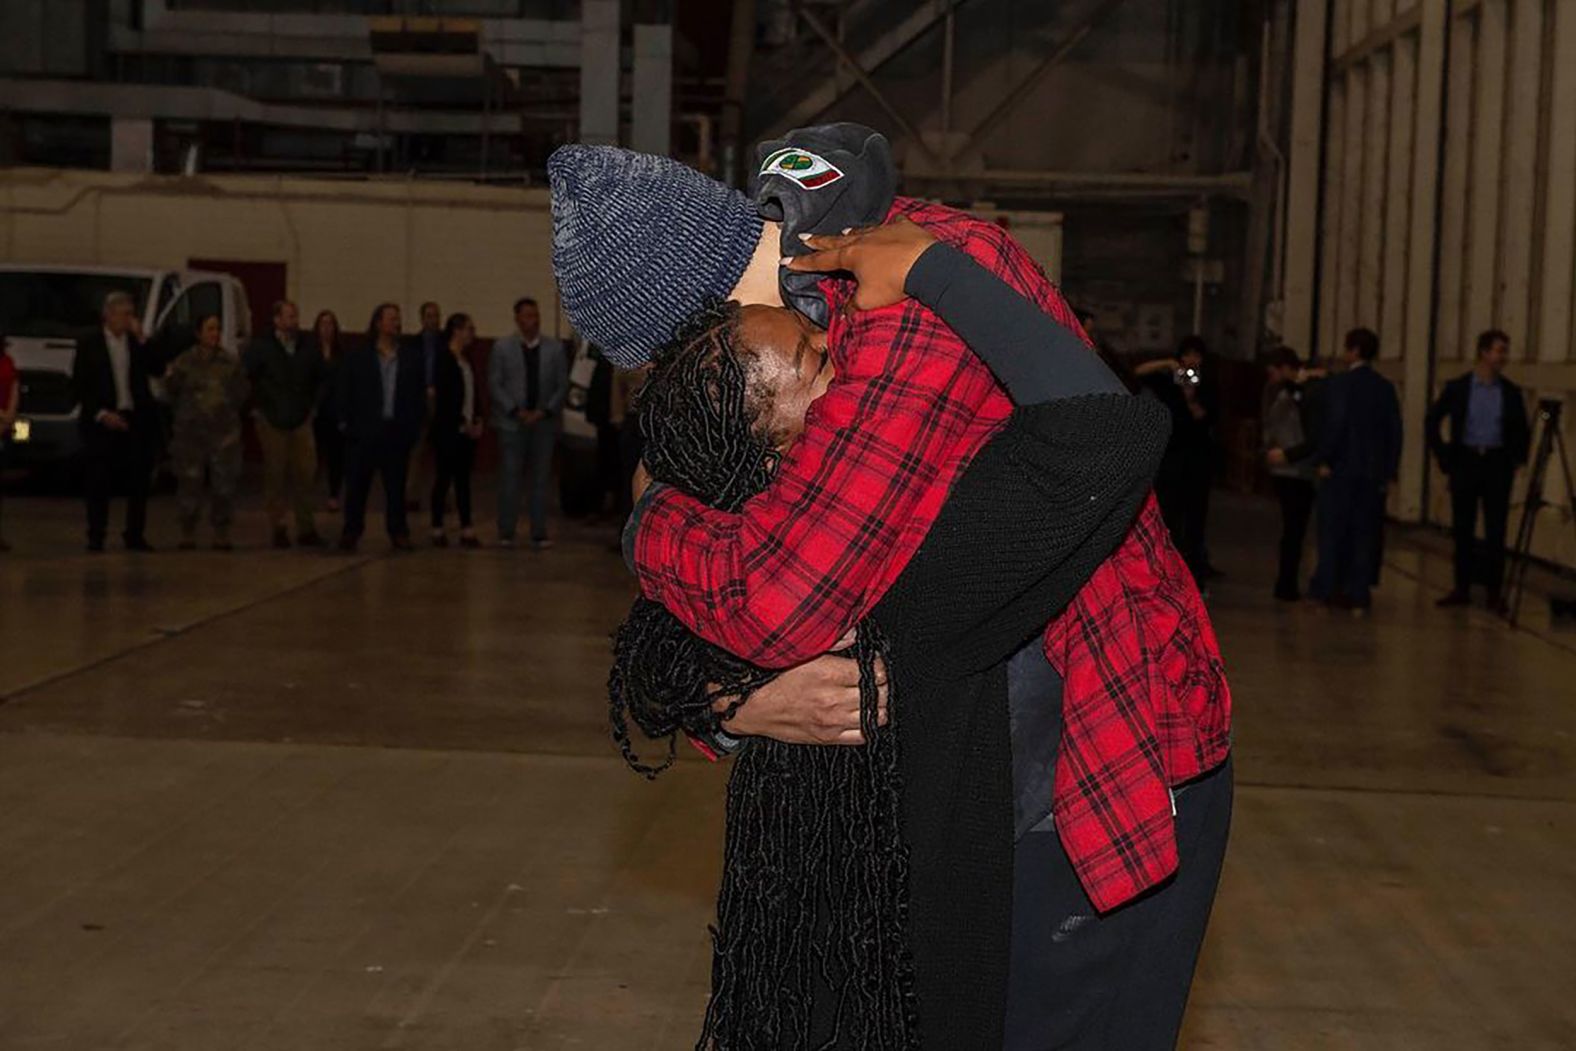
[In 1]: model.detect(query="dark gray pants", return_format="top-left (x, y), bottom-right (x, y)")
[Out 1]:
top-left (1004, 757), bottom-right (1233, 1050)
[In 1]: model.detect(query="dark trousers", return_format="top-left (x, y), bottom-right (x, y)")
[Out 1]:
top-left (596, 422), bottom-right (623, 512)
top-left (1449, 448), bottom-right (1514, 597)
top-left (1004, 758), bottom-right (1233, 1050)
top-left (618, 415), bottom-right (644, 518)
top-left (343, 424), bottom-right (413, 541)
top-left (430, 433), bottom-right (476, 531)
top-left (1311, 474), bottom-right (1386, 607)
top-left (83, 423), bottom-right (154, 545)
top-left (0, 439), bottom-right (8, 539)
top-left (1272, 476), bottom-right (1317, 598)
top-left (314, 413), bottom-right (344, 499)
top-left (1156, 447), bottom-right (1212, 582)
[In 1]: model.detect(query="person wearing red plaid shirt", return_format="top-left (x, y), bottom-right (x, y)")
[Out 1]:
top-left (549, 137), bottom-right (1233, 1049)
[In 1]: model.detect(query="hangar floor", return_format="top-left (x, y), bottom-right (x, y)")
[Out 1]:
top-left (1, 487), bottom-right (1573, 1049)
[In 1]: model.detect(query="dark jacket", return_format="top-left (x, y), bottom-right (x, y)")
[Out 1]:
top-left (70, 329), bottom-right (160, 437)
top-left (430, 347), bottom-right (481, 442)
top-left (1426, 370), bottom-right (1531, 472)
top-left (337, 341), bottom-right (427, 445)
top-left (315, 351), bottom-right (342, 423)
top-left (245, 330), bottom-right (325, 430)
top-left (1315, 363), bottom-right (1403, 481)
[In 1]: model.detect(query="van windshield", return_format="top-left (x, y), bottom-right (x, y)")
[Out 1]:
top-left (0, 272), bottom-right (154, 340)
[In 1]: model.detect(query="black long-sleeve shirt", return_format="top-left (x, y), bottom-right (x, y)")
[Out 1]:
top-left (903, 241), bottom-right (1126, 837)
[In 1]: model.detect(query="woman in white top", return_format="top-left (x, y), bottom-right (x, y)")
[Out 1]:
top-left (429, 313), bottom-right (484, 547)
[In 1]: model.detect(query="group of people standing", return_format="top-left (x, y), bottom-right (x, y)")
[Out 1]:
top-left (1261, 326), bottom-right (1529, 613)
top-left (56, 290), bottom-right (569, 554)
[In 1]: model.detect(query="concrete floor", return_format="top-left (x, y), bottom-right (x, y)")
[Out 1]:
top-left (1, 485), bottom-right (1573, 1049)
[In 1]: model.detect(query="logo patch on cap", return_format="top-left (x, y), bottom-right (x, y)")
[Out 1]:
top-left (759, 147), bottom-right (844, 190)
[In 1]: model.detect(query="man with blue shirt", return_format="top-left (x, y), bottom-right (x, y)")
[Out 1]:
top-left (1427, 329), bottom-right (1531, 609)
top-left (489, 296), bottom-right (569, 548)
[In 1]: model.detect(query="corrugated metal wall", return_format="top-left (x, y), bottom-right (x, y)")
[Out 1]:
top-left (1295, 0), bottom-right (1576, 570)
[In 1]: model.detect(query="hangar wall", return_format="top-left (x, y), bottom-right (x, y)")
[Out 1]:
top-left (1285, 0), bottom-right (1576, 570)
top-left (1, 168), bottom-right (561, 340)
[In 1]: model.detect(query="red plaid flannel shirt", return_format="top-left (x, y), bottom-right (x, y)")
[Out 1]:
top-left (635, 198), bottom-right (1231, 911)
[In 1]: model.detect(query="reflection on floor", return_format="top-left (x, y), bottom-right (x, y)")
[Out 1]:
top-left (1, 489), bottom-right (1573, 1049)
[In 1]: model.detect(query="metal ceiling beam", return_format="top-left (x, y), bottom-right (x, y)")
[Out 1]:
top-left (900, 166), bottom-right (1254, 200)
top-left (960, 0), bottom-right (1132, 156)
top-left (772, 0), bottom-right (957, 133)
top-left (794, 6), bottom-right (941, 163)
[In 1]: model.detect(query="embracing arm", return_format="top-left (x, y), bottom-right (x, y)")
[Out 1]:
top-left (903, 242), bottom-right (1123, 403)
top-left (635, 214), bottom-right (1086, 668)
top-left (880, 394), bottom-right (1170, 682)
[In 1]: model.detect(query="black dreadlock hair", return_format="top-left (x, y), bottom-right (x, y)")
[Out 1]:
top-left (608, 299), bottom-right (918, 1050)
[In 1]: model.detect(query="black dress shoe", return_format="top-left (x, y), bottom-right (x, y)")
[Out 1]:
top-left (459, 536), bottom-right (481, 549)
top-left (296, 531), bottom-right (325, 548)
top-left (272, 527), bottom-right (292, 549)
top-left (124, 537), bottom-right (155, 552)
top-left (1435, 591), bottom-right (1471, 608)
top-left (212, 539), bottom-right (234, 552)
top-left (86, 540), bottom-right (105, 553)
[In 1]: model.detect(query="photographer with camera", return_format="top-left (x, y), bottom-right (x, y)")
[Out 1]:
top-left (1137, 335), bottom-right (1219, 585)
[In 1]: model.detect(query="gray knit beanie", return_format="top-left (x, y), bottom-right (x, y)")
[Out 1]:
top-left (548, 145), bottom-right (764, 368)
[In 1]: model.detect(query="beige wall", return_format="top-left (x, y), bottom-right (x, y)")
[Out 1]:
top-left (1303, 0), bottom-right (1576, 572)
top-left (0, 168), bottom-right (561, 340)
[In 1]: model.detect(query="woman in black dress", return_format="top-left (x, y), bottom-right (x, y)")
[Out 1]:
top-left (429, 312), bottom-right (484, 548)
top-left (311, 309), bottom-right (345, 511)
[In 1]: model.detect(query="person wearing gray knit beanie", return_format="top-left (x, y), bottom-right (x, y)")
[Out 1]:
top-left (548, 145), bottom-right (779, 369)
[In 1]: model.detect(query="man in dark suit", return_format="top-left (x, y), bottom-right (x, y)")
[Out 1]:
top-left (1309, 327), bottom-right (1403, 611)
top-left (1426, 328), bottom-right (1531, 609)
top-left (71, 291), bottom-right (164, 552)
top-left (337, 302), bottom-right (427, 551)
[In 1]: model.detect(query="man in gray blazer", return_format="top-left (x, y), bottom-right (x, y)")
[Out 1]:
top-left (489, 296), bottom-right (569, 547)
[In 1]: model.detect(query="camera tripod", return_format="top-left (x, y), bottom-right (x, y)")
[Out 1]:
top-left (1503, 398), bottom-right (1576, 627)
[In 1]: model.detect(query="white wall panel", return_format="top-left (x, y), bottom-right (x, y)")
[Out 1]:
top-left (1337, 67), bottom-right (1368, 352)
top-left (1380, 35), bottom-right (1415, 362)
top-left (1497, 0), bottom-right (1542, 357)
top-left (1397, 3), bottom-right (1446, 522)
top-left (1358, 52), bottom-right (1391, 333)
top-left (1466, 0), bottom-right (1506, 342)
top-left (1537, 0), bottom-right (1576, 365)
top-left (1436, 11), bottom-right (1475, 364)
top-left (1318, 79), bottom-right (1348, 363)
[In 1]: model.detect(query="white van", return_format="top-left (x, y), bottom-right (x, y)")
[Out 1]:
top-left (0, 264), bottom-right (251, 465)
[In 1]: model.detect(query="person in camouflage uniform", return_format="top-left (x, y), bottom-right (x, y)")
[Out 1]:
top-left (164, 314), bottom-right (249, 549)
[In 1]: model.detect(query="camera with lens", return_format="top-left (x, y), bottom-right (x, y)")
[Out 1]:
top-left (1174, 366), bottom-right (1202, 388)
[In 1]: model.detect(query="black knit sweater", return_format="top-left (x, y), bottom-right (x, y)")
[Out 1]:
top-left (869, 392), bottom-right (1170, 1049)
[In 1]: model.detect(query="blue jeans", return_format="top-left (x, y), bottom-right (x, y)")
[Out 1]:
top-left (496, 420), bottom-right (557, 541)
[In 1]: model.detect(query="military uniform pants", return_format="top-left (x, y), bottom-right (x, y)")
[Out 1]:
top-left (173, 434), bottom-right (242, 539)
